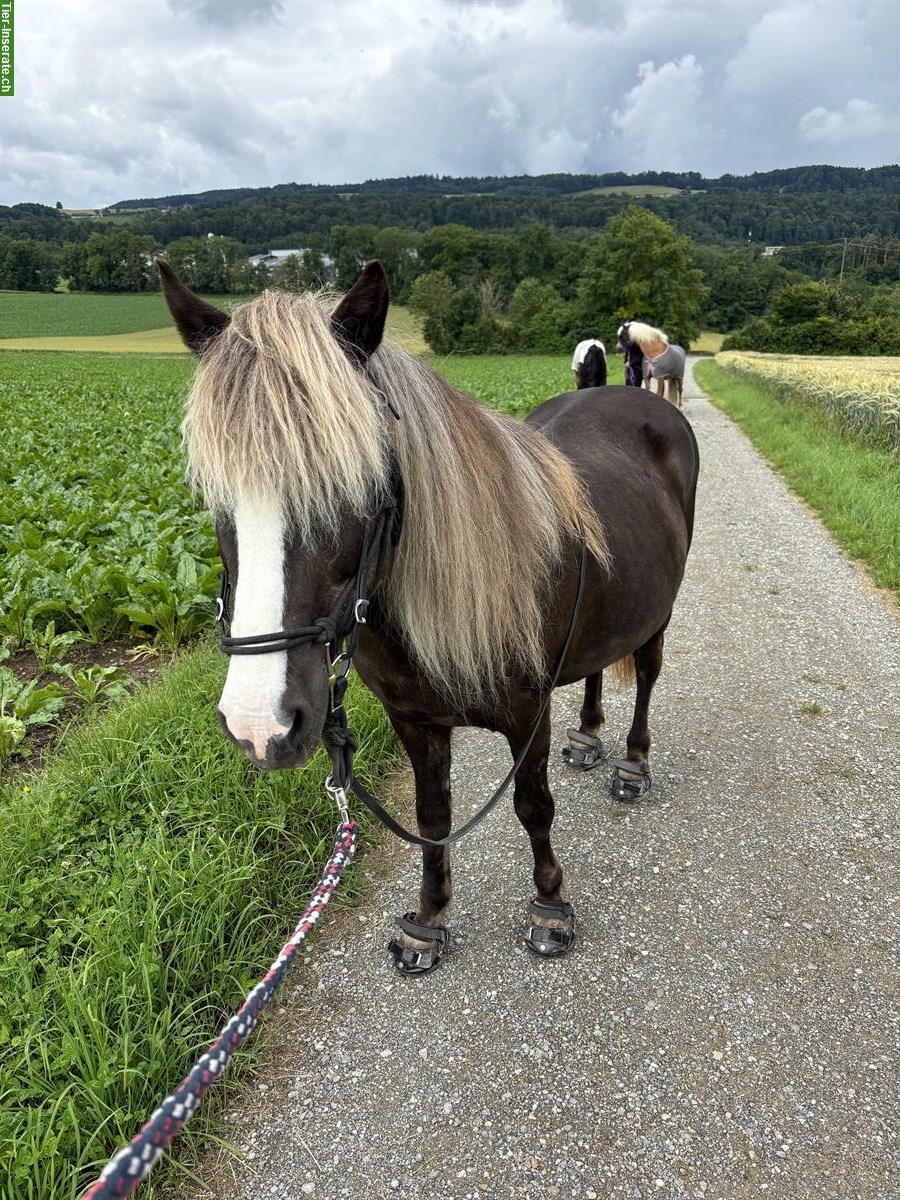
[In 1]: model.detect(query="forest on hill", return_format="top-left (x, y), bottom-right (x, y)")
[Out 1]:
top-left (3, 165), bottom-right (899, 250)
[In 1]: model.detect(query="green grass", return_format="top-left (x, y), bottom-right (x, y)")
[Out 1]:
top-left (0, 294), bottom-right (424, 356)
top-left (0, 640), bottom-right (399, 1200)
top-left (434, 353), bottom-right (625, 417)
top-left (696, 359), bottom-right (900, 600)
top-left (0, 292), bottom-right (244, 340)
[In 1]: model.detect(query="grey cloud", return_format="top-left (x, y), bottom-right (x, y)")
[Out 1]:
top-left (168, 0), bottom-right (284, 23)
top-left (1, 0), bottom-right (897, 209)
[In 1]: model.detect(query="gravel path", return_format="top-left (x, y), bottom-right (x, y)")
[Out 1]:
top-left (182, 363), bottom-right (899, 1200)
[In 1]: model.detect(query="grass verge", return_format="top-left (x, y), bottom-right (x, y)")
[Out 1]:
top-left (0, 639), bottom-right (398, 1200)
top-left (695, 359), bottom-right (900, 601)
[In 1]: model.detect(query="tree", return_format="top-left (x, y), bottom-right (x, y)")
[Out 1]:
top-left (0, 237), bottom-right (60, 290)
top-left (372, 227), bottom-right (421, 303)
top-left (507, 277), bottom-right (576, 352)
top-left (576, 207), bottom-right (706, 347)
top-left (79, 230), bottom-right (158, 291)
top-left (409, 270), bottom-right (458, 354)
top-left (164, 235), bottom-right (252, 293)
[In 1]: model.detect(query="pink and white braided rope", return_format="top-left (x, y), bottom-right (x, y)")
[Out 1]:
top-left (81, 820), bottom-right (357, 1199)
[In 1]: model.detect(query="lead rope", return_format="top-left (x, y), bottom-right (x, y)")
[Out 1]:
top-left (80, 819), bottom-right (356, 1200)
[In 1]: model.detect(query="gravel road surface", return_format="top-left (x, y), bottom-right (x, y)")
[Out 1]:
top-left (181, 363), bottom-right (899, 1200)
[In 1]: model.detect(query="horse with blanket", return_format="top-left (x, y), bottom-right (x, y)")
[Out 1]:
top-left (616, 320), bottom-right (686, 407)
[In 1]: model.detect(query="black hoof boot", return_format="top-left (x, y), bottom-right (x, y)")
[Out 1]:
top-left (524, 898), bottom-right (576, 957)
top-left (387, 912), bottom-right (449, 975)
top-left (609, 758), bottom-right (652, 803)
top-left (561, 729), bottom-right (606, 771)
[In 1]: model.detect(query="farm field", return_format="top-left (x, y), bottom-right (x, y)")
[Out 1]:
top-left (716, 349), bottom-right (900, 447)
top-left (691, 329), bottom-right (725, 354)
top-left (0, 290), bottom-right (427, 353)
top-left (0, 290), bottom-right (242, 339)
top-left (573, 184), bottom-right (685, 197)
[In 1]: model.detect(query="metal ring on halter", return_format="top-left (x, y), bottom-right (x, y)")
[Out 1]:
top-left (214, 597), bottom-right (225, 623)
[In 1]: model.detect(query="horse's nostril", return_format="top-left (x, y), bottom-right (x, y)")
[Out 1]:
top-left (283, 709), bottom-right (304, 744)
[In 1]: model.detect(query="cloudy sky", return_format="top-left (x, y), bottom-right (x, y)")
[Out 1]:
top-left (1, 0), bottom-right (898, 208)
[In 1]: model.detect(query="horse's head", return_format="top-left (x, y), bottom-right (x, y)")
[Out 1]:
top-left (160, 259), bottom-right (392, 770)
top-left (615, 321), bottom-right (633, 356)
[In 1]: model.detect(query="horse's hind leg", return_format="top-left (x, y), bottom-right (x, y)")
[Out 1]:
top-left (508, 709), bottom-right (576, 956)
top-left (386, 718), bottom-right (453, 974)
top-left (562, 672), bottom-right (606, 769)
top-left (610, 626), bottom-right (666, 802)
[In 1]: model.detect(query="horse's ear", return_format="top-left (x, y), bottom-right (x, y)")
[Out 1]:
top-left (331, 261), bottom-right (390, 364)
top-left (158, 259), bottom-right (230, 355)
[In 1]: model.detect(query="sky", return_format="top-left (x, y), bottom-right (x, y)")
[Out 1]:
top-left (1, 0), bottom-right (898, 209)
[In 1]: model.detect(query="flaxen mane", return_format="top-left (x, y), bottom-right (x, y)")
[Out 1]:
top-left (625, 321), bottom-right (669, 350)
top-left (183, 289), bottom-right (608, 705)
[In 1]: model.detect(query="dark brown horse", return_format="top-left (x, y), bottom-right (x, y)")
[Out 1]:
top-left (160, 260), bottom-right (699, 973)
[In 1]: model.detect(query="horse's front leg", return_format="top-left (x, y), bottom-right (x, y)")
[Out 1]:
top-left (386, 716), bottom-right (453, 974)
top-left (508, 708), bottom-right (576, 957)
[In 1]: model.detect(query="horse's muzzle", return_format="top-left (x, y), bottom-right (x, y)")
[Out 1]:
top-left (218, 707), bottom-right (319, 770)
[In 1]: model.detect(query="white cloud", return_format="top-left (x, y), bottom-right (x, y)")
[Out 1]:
top-left (798, 98), bottom-right (892, 144)
top-left (610, 56), bottom-right (719, 172)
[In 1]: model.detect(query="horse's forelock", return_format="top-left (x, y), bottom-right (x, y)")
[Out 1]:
top-left (182, 289), bottom-right (389, 542)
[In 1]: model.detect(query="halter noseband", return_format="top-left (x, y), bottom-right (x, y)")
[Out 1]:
top-left (215, 462), bottom-right (404, 661)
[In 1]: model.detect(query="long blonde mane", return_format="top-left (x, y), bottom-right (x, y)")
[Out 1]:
top-left (626, 320), bottom-right (669, 350)
top-left (184, 289), bottom-right (609, 706)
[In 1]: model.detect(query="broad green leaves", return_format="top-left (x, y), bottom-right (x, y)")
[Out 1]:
top-left (0, 353), bottom-right (219, 648)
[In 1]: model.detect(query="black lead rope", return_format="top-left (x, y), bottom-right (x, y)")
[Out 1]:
top-left (323, 520), bottom-right (588, 849)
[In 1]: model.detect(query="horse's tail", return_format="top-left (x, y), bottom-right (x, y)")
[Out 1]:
top-left (582, 345), bottom-right (607, 388)
top-left (609, 655), bottom-right (636, 687)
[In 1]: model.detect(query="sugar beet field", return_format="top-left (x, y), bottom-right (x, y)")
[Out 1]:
top-left (2, 331), bottom-right (897, 1199)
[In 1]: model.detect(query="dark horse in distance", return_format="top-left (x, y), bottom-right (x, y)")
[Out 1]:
top-left (160, 260), bottom-right (699, 973)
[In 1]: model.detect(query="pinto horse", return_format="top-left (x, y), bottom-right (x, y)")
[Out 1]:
top-left (160, 260), bottom-right (699, 973)
top-left (571, 338), bottom-right (607, 389)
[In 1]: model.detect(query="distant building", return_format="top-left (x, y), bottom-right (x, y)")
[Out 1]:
top-left (248, 248), bottom-right (304, 269)
top-left (762, 245), bottom-right (784, 257)
top-left (248, 249), bottom-right (335, 279)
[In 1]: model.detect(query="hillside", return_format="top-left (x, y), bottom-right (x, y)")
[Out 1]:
top-left (108, 165), bottom-right (900, 211)
top-left (3, 166), bottom-right (899, 252)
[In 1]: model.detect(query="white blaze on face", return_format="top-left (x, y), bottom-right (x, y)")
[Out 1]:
top-left (218, 493), bottom-right (292, 758)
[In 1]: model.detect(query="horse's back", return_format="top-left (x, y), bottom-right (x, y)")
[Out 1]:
top-left (527, 385), bottom-right (698, 517)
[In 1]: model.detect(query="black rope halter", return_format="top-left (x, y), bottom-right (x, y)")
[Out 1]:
top-left (216, 455), bottom-right (404, 657)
